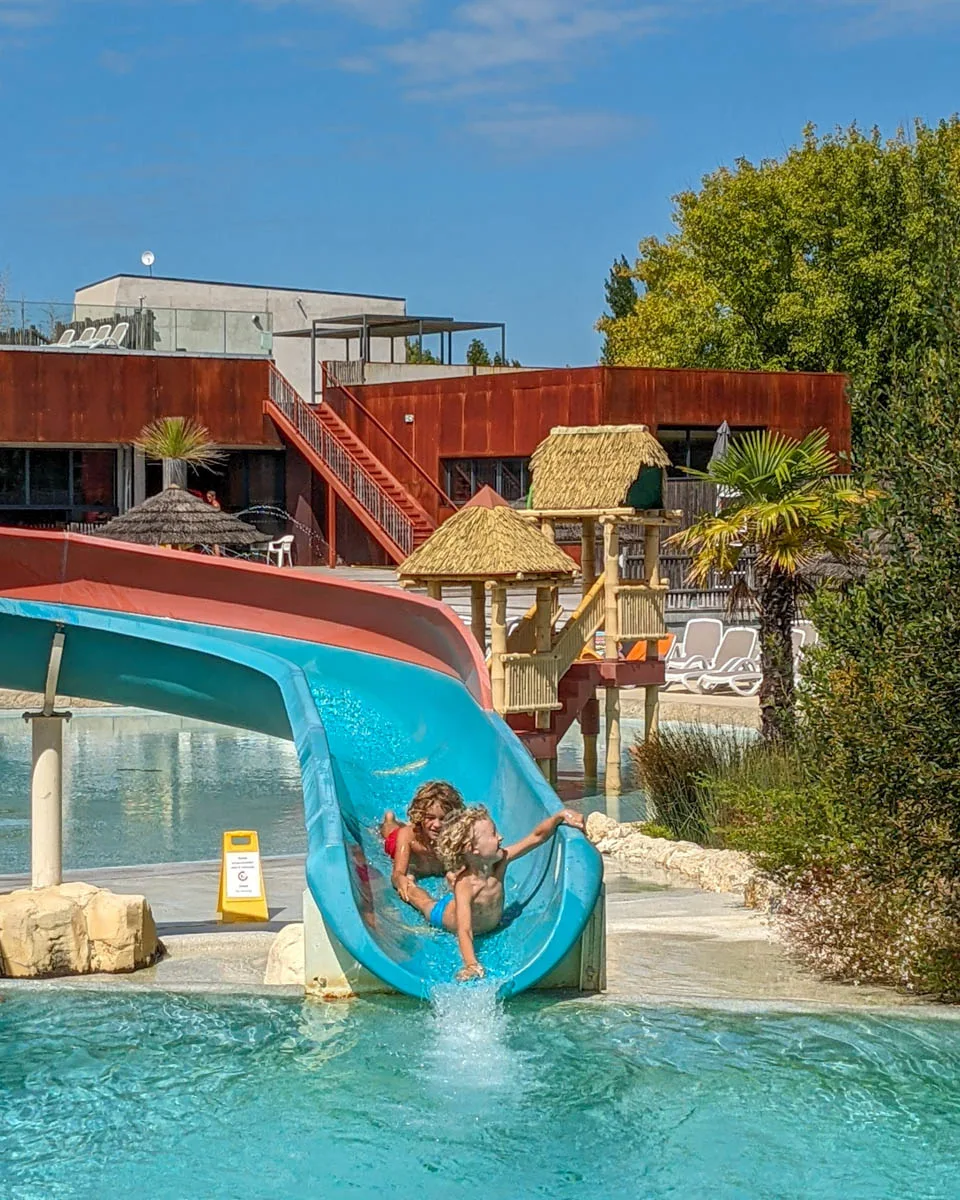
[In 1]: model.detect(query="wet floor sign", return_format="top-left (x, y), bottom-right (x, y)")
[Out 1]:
top-left (217, 830), bottom-right (269, 922)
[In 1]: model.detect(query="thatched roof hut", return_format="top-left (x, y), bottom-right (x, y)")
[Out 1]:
top-left (399, 486), bottom-right (576, 583)
top-left (95, 485), bottom-right (267, 547)
top-left (529, 424), bottom-right (670, 512)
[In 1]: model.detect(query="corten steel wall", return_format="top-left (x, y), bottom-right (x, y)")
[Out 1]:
top-left (0, 349), bottom-right (280, 447)
top-left (341, 366), bottom-right (851, 522)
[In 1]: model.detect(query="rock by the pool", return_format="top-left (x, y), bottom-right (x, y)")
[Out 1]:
top-left (264, 923), bottom-right (305, 986)
top-left (0, 883), bottom-right (159, 978)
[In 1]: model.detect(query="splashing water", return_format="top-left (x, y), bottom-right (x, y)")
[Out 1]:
top-left (424, 979), bottom-right (520, 1101)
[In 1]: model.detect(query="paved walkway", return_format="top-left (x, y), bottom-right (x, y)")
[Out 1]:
top-left (3, 857), bottom-right (946, 1011)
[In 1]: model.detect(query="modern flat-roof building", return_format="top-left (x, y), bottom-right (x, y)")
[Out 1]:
top-left (0, 274), bottom-right (850, 567)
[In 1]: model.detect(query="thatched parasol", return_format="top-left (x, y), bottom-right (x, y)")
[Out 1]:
top-left (399, 486), bottom-right (577, 583)
top-left (529, 424), bottom-right (670, 512)
top-left (95, 485), bottom-right (267, 547)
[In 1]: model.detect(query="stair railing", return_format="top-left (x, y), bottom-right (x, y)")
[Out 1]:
top-left (321, 362), bottom-right (455, 513)
top-left (268, 366), bottom-right (416, 556)
top-left (552, 576), bottom-right (607, 676)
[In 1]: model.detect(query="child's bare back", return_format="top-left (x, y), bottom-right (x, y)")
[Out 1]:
top-left (404, 804), bottom-right (585, 980)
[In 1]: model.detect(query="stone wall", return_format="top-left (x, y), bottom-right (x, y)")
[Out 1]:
top-left (586, 813), bottom-right (778, 908)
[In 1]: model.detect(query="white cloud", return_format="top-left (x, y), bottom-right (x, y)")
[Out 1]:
top-left (466, 103), bottom-right (644, 153)
top-left (386, 1), bottom-right (662, 85)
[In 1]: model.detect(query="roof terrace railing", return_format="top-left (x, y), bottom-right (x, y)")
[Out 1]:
top-left (0, 300), bottom-right (274, 357)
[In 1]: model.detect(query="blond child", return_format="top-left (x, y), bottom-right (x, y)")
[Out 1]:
top-left (380, 781), bottom-right (464, 903)
top-left (403, 804), bottom-right (585, 981)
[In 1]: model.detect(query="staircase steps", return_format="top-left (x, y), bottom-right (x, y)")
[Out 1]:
top-left (265, 367), bottom-right (436, 562)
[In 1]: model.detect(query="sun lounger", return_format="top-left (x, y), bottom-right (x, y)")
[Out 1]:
top-left (679, 626), bottom-right (758, 693)
top-left (700, 627), bottom-right (805, 696)
top-left (664, 617), bottom-right (723, 687)
top-left (49, 329), bottom-right (76, 348)
top-left (83, 324), bottom-right (114, 349)
top-left (101, 321), bottom-right (130, 349)
top-left (72, 326), bottom-right (98, 348)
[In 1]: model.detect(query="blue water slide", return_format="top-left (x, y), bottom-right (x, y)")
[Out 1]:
top-left (0, 596), bottom-right (602, 999)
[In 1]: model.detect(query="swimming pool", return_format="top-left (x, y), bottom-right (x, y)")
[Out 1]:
top-left (0, 712), bottom-right (653, 875)
top-left (1, 989), bottom-right (957, 1200)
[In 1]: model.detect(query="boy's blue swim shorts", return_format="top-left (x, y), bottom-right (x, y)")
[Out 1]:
top-left (429, 893), bottom-right (453, 929)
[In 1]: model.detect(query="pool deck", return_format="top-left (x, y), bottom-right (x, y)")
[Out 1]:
top-left (1, 856), bottom-right (952, 1014)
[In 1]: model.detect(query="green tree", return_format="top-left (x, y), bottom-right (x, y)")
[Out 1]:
top-left (466, 337), bottom-right (491, 366)
top-left (405, 338), bottom-right (439, 364)
top-left (600, 254), bottom-right (638, 363)
top-left (669, 430), bottom-right (873, 742)
top-left (598, 120), bottom-right (960, 404)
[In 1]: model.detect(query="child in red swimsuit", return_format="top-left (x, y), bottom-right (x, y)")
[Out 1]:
top-left (380, 781), bottom-right (464, 905)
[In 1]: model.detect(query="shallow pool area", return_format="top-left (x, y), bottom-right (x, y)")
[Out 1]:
top-left (1, 989), bottom-right (958, 1200)
top-left (0, 710), bottom-right (655, 876)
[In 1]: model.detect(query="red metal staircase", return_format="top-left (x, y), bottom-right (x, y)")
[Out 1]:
top-left (265, 366), bottom-right (437, 563)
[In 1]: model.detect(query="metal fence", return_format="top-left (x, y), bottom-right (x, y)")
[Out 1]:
top-left (0, 299), bottom-right (273, 356)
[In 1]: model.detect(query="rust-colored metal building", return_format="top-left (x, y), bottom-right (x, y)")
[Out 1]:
top-left (0, 346), bottom-right (850, 566)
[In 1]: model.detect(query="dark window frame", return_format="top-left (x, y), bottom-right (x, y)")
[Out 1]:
top-left (442, 457), bottom-right (531, 505)
top-left (0, 447), bottom-right (118, 519)
top-left (657, 425), bottom-right (765, 478)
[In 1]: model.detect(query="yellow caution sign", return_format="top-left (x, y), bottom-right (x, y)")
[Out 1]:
top-left (217, 830), bottom-right (269, 922)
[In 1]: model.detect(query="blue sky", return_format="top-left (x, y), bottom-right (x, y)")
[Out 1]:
top-left (2, 0), bottom-right (959, 365)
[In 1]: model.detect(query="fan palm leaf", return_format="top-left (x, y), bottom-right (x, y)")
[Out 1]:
top-left (669, 427), bottom-right (878, 740)
top-left (135, 417), bottom-right (225, 467)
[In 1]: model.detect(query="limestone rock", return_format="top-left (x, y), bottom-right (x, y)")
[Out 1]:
top-left (585, 812), bottom-right (619, 845)
top-left (0, 884), bottom-right (159, 978)
top-left (264, 923), bottom-right (305, 987)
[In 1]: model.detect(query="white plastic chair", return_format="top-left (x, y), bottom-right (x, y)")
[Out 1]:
top-left (702, 628), bottom-right (804, 696)
top-left (73, 326), bottom-right (98, 348)
top-left (680, 626), bottom-right (758, 693)
top-left (664, 617), bottom-right (723, 687)
top-left (81, 324), bottom-right (113, 349)
top-left (103, 321), bottom-right (129, 348)
top-left (50, 329), bottom-right (76, 348)
top-left (266, 534), bottom-right (294, 567)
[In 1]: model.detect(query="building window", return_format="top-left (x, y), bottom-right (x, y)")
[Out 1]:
top-left (658, 426), bottom-right (764, 477)
top-left (443, 457), bottom-right (530, 504)
top-left (0, 448), bottom-right (117, 522)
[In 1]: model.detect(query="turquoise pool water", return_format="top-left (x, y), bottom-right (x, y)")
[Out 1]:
top-left (1, 990), bottom-right (958, 1200)
top-left (0, 713), bottom-right (652, 875)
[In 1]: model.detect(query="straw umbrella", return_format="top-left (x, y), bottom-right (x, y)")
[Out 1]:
top-left (96, 485), bottom-right (267, 550)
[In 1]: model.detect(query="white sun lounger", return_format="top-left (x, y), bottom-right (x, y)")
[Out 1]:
top-left (664, 617), bottom-right (723, 687)
top-left (50, 329), bottom-right (76, 348)
top-left (101, 321), bottom-right (130, 349)
top-left (82, 324), bottom-right (114, 349)
top-left (72, 326), bottom-right (98, 348)
top-left (680, 626), bottom-right (758, 693)
top-left (701, 627), bottom-right (806, 696)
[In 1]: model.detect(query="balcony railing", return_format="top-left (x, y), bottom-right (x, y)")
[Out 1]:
top-left (0, 300), bottom-right (273, 357)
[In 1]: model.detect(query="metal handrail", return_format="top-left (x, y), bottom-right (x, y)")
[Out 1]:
top-left (269, 366), bottom-right (415, 556)
top-left (321, 362), bottom-right (455, 511)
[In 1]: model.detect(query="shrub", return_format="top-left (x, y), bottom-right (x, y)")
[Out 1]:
top-left (630, 724), bottom-right (755, 845)
top-left (776, 866), bottom-right (960, 1000)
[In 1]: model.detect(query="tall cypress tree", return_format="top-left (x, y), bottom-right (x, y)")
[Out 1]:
top-left (601, 254), bottom-right (638, 362)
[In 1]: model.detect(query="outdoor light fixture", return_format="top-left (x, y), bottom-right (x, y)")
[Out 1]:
top-left (404, 414), bottom-right (414, 424)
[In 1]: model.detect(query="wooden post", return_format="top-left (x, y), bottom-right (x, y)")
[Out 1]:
top-left (427, 580), bottom-right (443, 602)
top-left (490, 584), bottom-right (508, 715)
top-left (470, 581), bottom-right (486, 649)
top-left (581, 519), bottom-right (596, 596)
top-left (643, 522), bottom-right (661, 742)
top-left (326, 483), bottom-right (337, 568)
top-left (580, 696), bottom-right (599, 794)
top-left (534, 583), bottom-right (555, 780)
top-left (603, 520), bottom-right (621, 795)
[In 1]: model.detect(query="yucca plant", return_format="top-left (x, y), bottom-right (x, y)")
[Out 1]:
top-left (669, 429), bottom-right (875, 741)
top-left (135, 416), bottom-right (225, 490)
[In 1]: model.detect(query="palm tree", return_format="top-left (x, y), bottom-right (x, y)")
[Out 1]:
top-left (135, 417), bottom-right (225, 490)
top-left (669, 429), bottom-right (874, 741)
